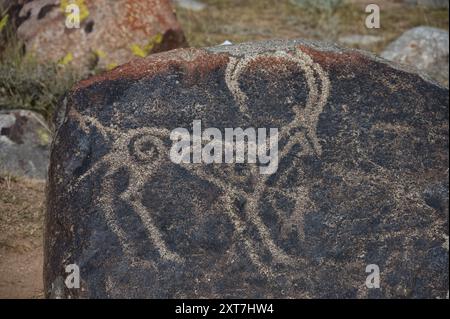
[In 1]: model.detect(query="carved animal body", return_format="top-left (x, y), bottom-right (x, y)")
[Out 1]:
top-left (45, 40), bottom-right (449, 299)
top-left (65, 48), bottom-right (330, 273)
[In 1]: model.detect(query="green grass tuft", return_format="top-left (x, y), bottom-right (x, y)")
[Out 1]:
top-left (0, 6), bottom-right (80, 122)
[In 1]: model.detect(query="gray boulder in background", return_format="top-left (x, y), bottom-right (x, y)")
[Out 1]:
top-left (404, 0), bottom-right (450, 8)
top-left (381, 26), bottom-right (449, 87)
top-left (0, 110), bottom-right (51, 179)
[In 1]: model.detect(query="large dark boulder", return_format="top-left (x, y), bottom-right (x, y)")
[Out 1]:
top-left (45, 39), bottom-right (449, 299)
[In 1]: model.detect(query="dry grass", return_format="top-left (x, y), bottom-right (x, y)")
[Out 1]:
top-left (0, 174), bottom-right (45, 299)
top-left (0, 173), bottom-right (45, 253)
top-left (176, 0), bottom-right (449, 53)
top-left (0, 4), bottom-right (81, 123)
top-left (0, 39), bottom-right (80, 122)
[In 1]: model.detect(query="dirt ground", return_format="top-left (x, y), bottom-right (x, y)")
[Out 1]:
top-left (0, 175), bottom-right (44, 299)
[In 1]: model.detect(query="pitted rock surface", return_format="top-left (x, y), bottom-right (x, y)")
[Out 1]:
top-left (381, 26), bottom-right (449, 87)
top-left (0, 109), bottom-right (51, 179)
top-left (46, 39), bottom-right (449, 299)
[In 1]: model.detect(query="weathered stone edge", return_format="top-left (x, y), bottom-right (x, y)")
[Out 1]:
top-left (206, 38), bottom-right (448, 89)
top-left (72, 38), bottom-right (448, 92)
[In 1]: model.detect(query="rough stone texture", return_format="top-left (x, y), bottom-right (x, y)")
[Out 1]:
top-left (0, 109), bottom-right (51, 179)
top-left (381, 27), bottom-right (449, 87)
top-left (46, 39), bottom-right (449, 299)
top-left (14, 0), bottom-right (187, 72)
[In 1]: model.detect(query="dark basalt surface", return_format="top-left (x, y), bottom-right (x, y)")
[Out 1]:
top-left (45, 39), bottom-right (449, 299)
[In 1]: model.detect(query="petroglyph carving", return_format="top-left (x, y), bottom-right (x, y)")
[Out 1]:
top-left (68, 47), bottom-right (331, 274)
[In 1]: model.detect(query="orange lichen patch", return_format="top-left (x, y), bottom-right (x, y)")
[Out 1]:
top-left (74, 48), bottom-right (229, 90)
top-left (298, 45), bottom-right (369, 70)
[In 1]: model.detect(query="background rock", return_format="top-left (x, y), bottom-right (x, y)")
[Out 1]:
top-left (173, 0), bottom-right (206, 12)
top-left (0, 109), bottom-right (51, 179)
top-left (12, 0), bottom-right (187, 73)
top-left (46, 39), bottom-right (448, 299)
top-left (381, 26), bottom-right (449, 87)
